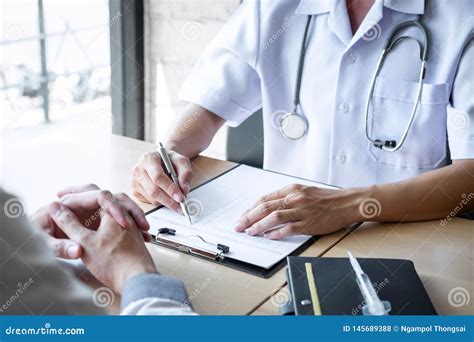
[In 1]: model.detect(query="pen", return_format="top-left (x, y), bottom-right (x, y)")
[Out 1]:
top-left (347, 251), bottom-right (391, 315)
top-left (158, 142), bottom-right (193, 225)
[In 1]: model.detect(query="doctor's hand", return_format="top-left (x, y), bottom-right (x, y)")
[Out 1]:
top-left (234, 184), bottom-right (361, 239)
top-left (49, 202), bottom-right (157, 293)
top-left (31, 184), bottom-right (150, 259)
top-left (131, 150), bottom-right (193, 210)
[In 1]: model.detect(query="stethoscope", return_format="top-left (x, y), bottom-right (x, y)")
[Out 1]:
top-left (279, 15), bottom-right (430, 152)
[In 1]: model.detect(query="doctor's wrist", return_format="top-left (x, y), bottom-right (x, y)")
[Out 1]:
top-left (347, 185), bottom-right (381, 223)
top-left (162, 140), bottom-right (182, 154)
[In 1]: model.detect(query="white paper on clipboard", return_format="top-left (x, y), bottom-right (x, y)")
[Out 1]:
top-left (147, 165), bottom-right (337, 269)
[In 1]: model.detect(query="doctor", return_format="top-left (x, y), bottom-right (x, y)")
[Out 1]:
top-left (132, 0), bottom-right (473, 239)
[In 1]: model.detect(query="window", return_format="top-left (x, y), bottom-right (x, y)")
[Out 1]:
top-left (1, 0), bottom-right (113, 144)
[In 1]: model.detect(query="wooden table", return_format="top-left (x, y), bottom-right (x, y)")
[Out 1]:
top-left (2, 134), bottom-right (348, 314)
top-left (3, 134), bottom-right (472, 315)
top-left (253, 219), bottom-right (473, 315)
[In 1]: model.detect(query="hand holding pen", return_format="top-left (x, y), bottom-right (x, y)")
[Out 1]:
top-left (131, 142), bottom-right (194, 223)
top-left (158, 143), bottom-right (193, 224)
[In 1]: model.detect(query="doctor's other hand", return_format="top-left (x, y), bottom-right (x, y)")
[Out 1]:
top-left (131, 150), bottom-right (193, 210)
top-left (234, 184), bottom-right (362, 239)
top-left (31, 184), bottom-right (150, 260)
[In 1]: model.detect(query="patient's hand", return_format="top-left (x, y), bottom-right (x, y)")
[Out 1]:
top-left (49, 202), bottom-right (157, 293)
top-left (31, 184), bottom-right (150, 259)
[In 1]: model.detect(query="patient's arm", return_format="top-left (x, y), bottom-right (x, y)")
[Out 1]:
top-left (0, 190), bottom-right (105, 314)
top-left (0, 190), bottom-right (195, 315)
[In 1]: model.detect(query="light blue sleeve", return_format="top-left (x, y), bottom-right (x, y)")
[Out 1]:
top-left (120, 273), bottom-right (195, 315)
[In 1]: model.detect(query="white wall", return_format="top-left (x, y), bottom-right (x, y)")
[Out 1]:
top-left (144, 0), bottom-right (240, 159)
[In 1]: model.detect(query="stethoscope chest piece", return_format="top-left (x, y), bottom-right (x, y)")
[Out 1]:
top-left (279, 112), bottom-right (308, 140)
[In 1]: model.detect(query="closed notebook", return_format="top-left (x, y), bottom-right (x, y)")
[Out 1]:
top-left (286, 256), bottom-right (437, 315)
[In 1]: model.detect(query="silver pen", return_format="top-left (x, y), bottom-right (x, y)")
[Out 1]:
top-left (158, 142), bottom-right (193, 225)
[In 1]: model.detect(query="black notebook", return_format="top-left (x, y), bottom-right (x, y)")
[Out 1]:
top-left (286, 256), bottom-right (437, 315)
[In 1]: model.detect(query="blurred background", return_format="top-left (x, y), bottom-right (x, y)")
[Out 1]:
top-left (1, 0), bottom-right (240, 170)
top-left (1, 0), bottom-right (112, 145)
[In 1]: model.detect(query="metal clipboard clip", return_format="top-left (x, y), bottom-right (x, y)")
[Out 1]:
top-left (151, 228), bottom-right (230, 261)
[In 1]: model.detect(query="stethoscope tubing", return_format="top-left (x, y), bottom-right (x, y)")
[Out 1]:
top-left (282, 15), bottom-right (430, 152)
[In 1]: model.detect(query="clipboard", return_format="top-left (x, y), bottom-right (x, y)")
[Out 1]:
top-left (146, 164), bottom-right (361, 278)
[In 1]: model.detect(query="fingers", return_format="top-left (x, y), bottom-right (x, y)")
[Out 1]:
top-left (99, 213), bottom-right (151, 243)
top-left (113, 192), bottom-right (150, 231)
top-left (263, 223), bottom-right (303, 240)
top-left (60, 190), bottom-right (149, 231)
top-left (49, 202), bottom-right (90, 243)
top-left (145, 162), bottom-right (184, 202)
top-left (240, 184), bottom-right (301, 217)
top-left (254, 184), bottom-right (298, 203)
top-left (57, 183), bottom-right (100, 197)
top-left (170, 152), bottom-right (193, 195)
top-left (142, 231), bottom-right (152, 242)
top-left (234, 199), bottom-right (287, 232)
top-left (131, 152), bottom-right (184, 210)
top-left (45, 235), bottom-right (83, 259)
top-left (245, 209), bottom-right (299, 236)
top-left (131, 179), bottom-right (153, 203)
top-left (137, 170), bottom-right (180, 211)
top-left (96, 190), bottom-right (139, 230)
